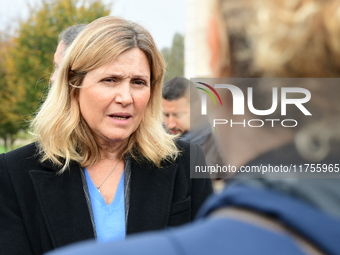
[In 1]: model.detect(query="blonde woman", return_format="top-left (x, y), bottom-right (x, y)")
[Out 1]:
top-left (0, 16), bottom-right (212, 255)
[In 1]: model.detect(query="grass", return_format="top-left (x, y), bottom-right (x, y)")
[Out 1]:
top-left (0, 143), bottom-right (29, 153)
top-left (0, 145), bottom-right (6, 154)
top-left (0, 131), bottom-right (33, 154)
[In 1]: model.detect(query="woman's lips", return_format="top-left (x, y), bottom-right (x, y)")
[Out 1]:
top-left (108, 113), bottom-right (132, 123)
top-left (110, 116), bottom-right (130, 120)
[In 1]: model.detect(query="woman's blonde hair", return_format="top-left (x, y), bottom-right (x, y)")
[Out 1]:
top-left (214, 0), bottom-right (340, 77)
top-left (31, 16), bottom-right (179, 172)
top-left (214, 0), bottom-right (340, 160)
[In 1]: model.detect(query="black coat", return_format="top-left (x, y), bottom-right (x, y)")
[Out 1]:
top-left (0, 141), bottom-right (212, 255)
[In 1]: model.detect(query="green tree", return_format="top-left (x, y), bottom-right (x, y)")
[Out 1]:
top-left (161, 33), bottom-right (184, 83)
top-left (1, 0), bottom-right (111, 151)
top-left (0, 33), bottom-right (24, 151)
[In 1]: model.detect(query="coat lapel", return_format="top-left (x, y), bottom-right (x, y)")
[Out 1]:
top-left (29, 153), bottom-right (178, 240)
top-left (29, 162), bottom-right (94, 248)
top-left (127, 159), bottom-right (178, 234)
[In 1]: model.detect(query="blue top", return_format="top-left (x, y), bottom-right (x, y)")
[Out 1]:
top-left (84, 169), bottom-right (126, 242)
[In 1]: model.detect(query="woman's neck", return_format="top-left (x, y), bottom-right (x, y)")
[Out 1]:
top-left (97, 139), bottom-right (129, 161)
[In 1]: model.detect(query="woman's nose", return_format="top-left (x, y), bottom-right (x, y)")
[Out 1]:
top-left (114, 82), bottom-right (133, 106)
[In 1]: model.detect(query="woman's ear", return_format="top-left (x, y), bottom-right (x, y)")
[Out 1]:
top-left (207, 16), bottom-right (230, 77)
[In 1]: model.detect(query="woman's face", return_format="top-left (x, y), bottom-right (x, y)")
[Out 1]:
top-left (78, 48), bottom-right (151, 147)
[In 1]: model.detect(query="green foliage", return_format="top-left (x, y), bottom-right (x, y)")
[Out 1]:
top-left (0, 0), bottom-right (111, 151)
top-left (162, 33), bottom-right (184, 83)
top-left (0, 34), bottom-right (23, 149)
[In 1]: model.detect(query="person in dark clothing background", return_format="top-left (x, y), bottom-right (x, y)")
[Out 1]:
top-left (50, 24), bottom-right (86, 83)
top-left (162, 77), bottom-right (225, 183)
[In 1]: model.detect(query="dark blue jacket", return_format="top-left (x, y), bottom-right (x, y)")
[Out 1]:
top-left (46, 183), bottom-right (340, 255)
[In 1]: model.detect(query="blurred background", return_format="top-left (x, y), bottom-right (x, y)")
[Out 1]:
top-left (0, 0), bottom-right (210, 152)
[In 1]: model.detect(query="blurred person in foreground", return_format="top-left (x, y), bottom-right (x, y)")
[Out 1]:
top-left (45, 0), bottom-right (340, 254)
top-left (50, 24), bottom-right (86, 83)
top-left (162, 77), bottom-right (224, 180)
top-left (0, 16), bottom-right (212, 255)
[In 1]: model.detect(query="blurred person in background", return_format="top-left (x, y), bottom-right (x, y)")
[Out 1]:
top-left (0, 16), bottom-right (212, 255)
top-left (162, 77), bottom-right (224, 185)
top-left (50, 24), bottom-right (86, 83)
top-left (45, 0), bottom-right (340, 254)
top-left (162, 77), bottom-right (191, 138)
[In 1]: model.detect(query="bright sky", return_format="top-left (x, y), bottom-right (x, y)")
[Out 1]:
top-left (0, 0), bottom-right (186, 49)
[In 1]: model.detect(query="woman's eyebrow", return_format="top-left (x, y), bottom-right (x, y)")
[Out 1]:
top-left (101, 73), bottom-right (149, 79)
top-left (132, 75), bottom-right (149, 79)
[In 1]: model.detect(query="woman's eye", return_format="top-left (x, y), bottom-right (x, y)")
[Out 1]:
top-left (103, 78), bottom-right (117, 83)
top-left (133, 79), bottom-right (147, 86)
